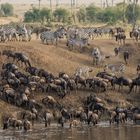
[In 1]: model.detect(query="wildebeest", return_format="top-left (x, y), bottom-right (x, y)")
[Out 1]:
top-left (32, 27), bottom-right (51, 39)
top-left (14, 52), bottom-right (31, 67)
top-left (69, 119), bottom-right (81, 128)
top-left (133, 113), bottom-right (140, 123)
top-left (8, 118), bottom-right (23, 129)
top-left (23, 119), bottom-right (31, 131)
top-left (2, 63), bottom-right (18, 74)
top-left (114, 47), bottom-right (120, 56)
top-left (136, 64), bottom-right (140, 74)
top-left (87, 111), bottom-right (99, 125)
top-left (2, 50), bottom-right (31, 67)
top-left (2, 50), bottom-right (15, 60)
top-left (115, 32), bottom-right (126, 45)
top-left (130, 29), bottom-right (140, 42)
top-left (129, 76), bottom-right (140, 93)
top-left (123, 51), bottom-right (129, 65)
top-left (111, 76), bottom-right (132, 91)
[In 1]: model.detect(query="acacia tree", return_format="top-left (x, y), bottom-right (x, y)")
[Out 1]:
top-left (77, 8), bottom-right (86, 23)
top-left (125, 0), bottom-right (140, 24)
top-left (38, 0), bottom-right (41, 10)
top-left (40, 8), bottom-right (51, 23)
top-left (1, 3), bottom-right (14, 16)
top-left (53, 8), bottom-right (69, 22)
top-left (24, 8), bottom-right (40, 22)
top-left (86, 5), bottom-right (99, 22)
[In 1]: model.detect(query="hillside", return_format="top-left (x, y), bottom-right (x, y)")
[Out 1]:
top-left (0, 17), bottom-right (20, 25)
top-left (0, 37), bottom-right (140, 122)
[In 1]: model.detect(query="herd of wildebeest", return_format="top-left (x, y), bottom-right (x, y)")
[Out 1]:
top-left (0, 24), bottom-right (140, 132)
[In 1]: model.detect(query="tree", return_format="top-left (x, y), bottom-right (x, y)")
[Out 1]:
top-left (56, 0), bottom-right (59, 8)
top-left (31, 8), bottom-right (40, 21)
top-left (40, 8), bottom-right (51, 23)
top-left (0, 9), bottom-right (4, 17)
top-left (97, 8), bottom-right (118, 23)
top-left (96, 4), bottom-right (124, 24)
top-left (86, 5), bottom-right (99, 22)
top-left (38, 0), bottom-right (41, 10)
top-left (24, 11), bottom-right (34, 22)
top-left (1, 3), bottom-right (14, 16)
top-left (125, 3), bottom-right (140, 23)
top-left (77, 8), bottom-right (86, 23)
top-left (24, 8), bottom-right (40, 22)
top-left (105, 0), bottom-right (109, 7)
top-left (53, 8), bottom-right (69, 22)
top-left (111, 0), bottom-right (114, 7)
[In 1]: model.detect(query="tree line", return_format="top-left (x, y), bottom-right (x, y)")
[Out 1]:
top-left (24, 8), bottom-right (70, 24)
top-left (0, 2), bottom-right (140, 25)
top-left (24, 3), bottom-right (140, 25)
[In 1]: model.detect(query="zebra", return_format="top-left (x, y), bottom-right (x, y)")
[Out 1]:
top-left (16, 25), bottom-right (33, 42)
top-left (40, 31), bottom-right (58, 45)
top-left (0, 26), bottom-right (18, 42)
top-left (32, 27), bottom-right (51, 39)
top-left (92, 48), bottom-right (110, 66)
top-left (66, 37), bottom-right (89, 52)
top-left (66, 27), bottom-right (90, 40)
top-left (0, 25), bottom-right (32, 42)
top-left (74, 66), bottom-right (93, 78)
top-left (104, 63), bottom-right (125, 75)
top-left (78, 28), bottom-right (91, 39)
top-left (40, 27), bottom-right (66, 45)
top-left (56, 27), bottom-right (67, 39)
top-left (0, 29), bottom-right (6, 42)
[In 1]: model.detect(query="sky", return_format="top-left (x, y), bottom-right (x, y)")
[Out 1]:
top-left (0, 0), bottom-right (125, 5)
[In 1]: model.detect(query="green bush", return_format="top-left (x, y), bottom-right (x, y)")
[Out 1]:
top-left (86, 5), bottom-right (100, 22)
top-left (1, 3), bottom-right (14, 16)
top-left (24, 8), bottom-right (41, 22)
top-left (77, 8), bottom-right (86, 23)
top-left (24, 11), bottom-right (34, 22)
top-left (23, 2), bottom-right (140, 25)
top-left (98, 8), bottom-right (118, 23)
top-left (40, 8), bottom-right (51, 23)
top-left (53, 8), bottom-right (69, 23)
top-left (125, 4), bottom-right (140, 23)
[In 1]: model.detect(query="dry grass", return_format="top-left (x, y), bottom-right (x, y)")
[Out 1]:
top-left (0, 17), bottom-right (19, 25)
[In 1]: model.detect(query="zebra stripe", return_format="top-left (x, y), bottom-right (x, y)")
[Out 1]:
top-left (40, 31), bottom-right (58, 45)
top-left (104, 64), bottom-right (125, 74)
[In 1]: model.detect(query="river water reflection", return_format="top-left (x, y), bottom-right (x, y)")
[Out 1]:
top-left (0, 122), bottom-right (140, 140)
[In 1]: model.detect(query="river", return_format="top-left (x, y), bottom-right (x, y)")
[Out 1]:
top-left (0, 122), bottom-right (140, 140)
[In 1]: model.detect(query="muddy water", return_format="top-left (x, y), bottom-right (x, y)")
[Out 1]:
top-left (0, 122), bottom-right (140, 140)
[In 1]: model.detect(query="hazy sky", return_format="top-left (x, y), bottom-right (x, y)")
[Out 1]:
top-left (0, 0), bottom-right (124, 5)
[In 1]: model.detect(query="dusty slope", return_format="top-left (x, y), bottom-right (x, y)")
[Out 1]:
top-left (0, 38), bottom-right (140, 120)
top-left (0, 17), bottom-right (19, 25)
